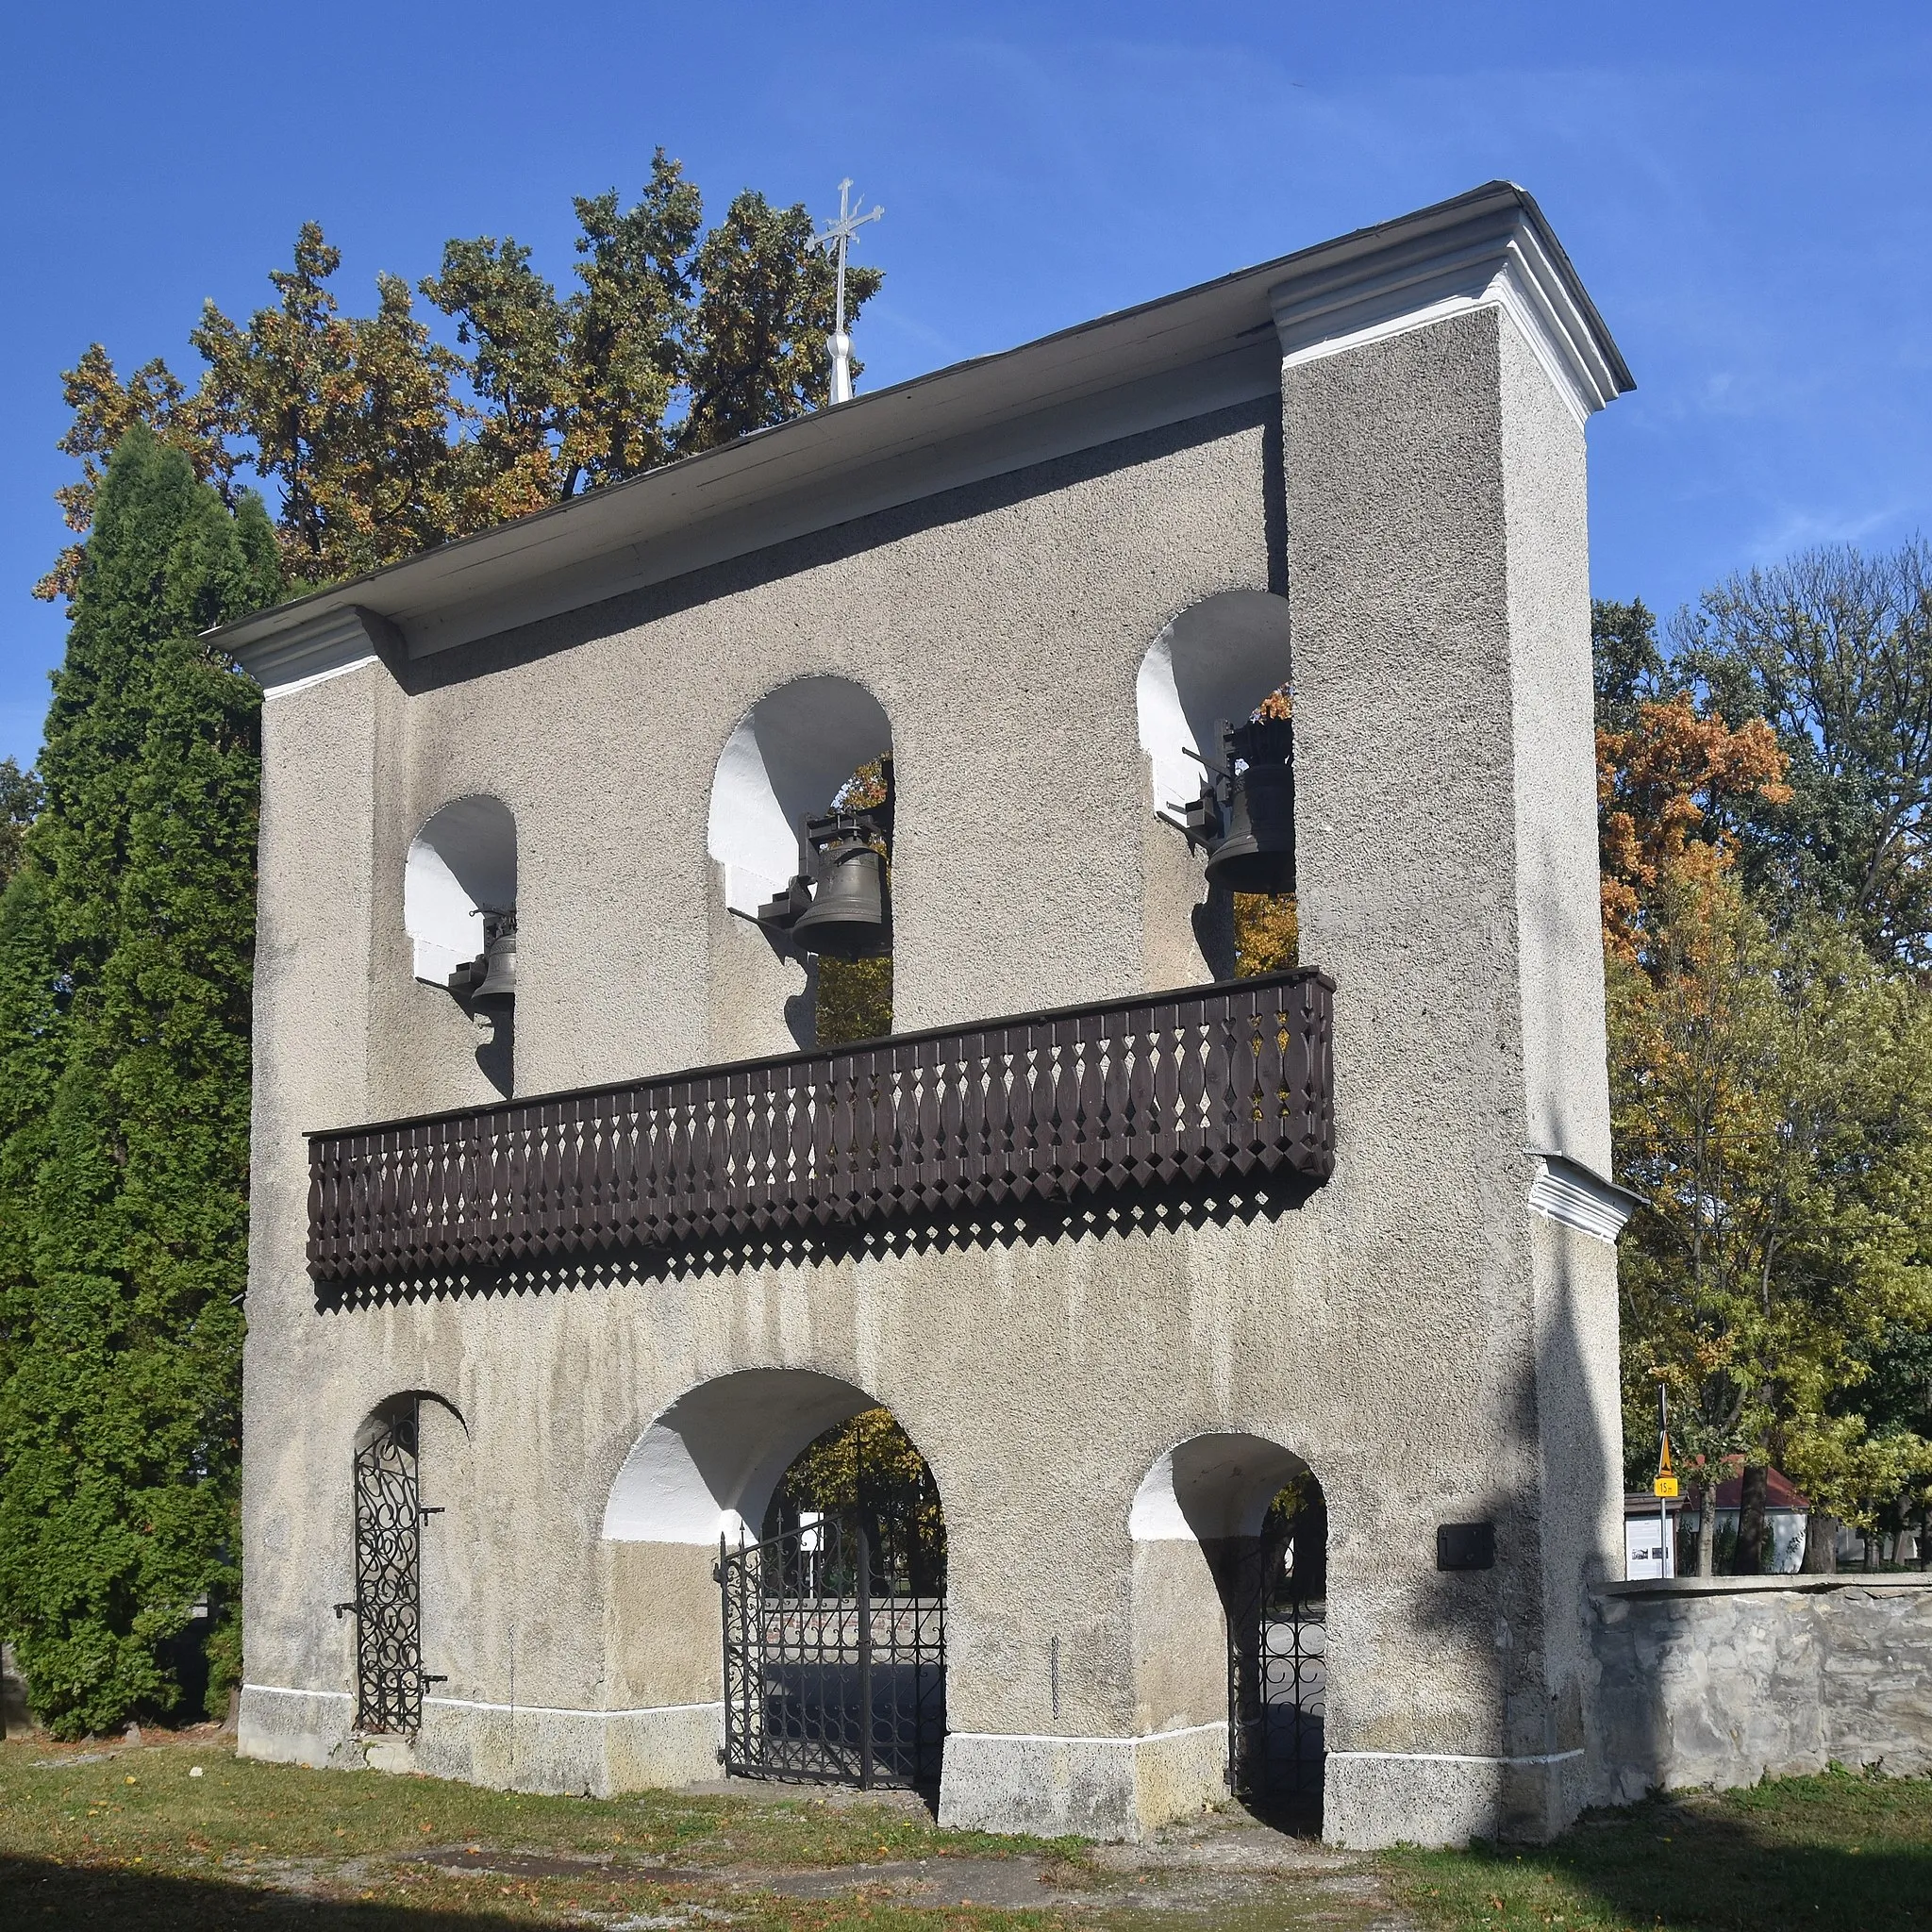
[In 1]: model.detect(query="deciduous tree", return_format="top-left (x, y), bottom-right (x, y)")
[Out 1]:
top-left (1608, 869), bottom-right (1932, 1574)
top-left (42, 154), bottom-right (882, 600)
top-left (1674, 541), bottom-right (1932, 966)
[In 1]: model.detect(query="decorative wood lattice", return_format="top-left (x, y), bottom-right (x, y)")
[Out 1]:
top-left (307, 968), bottom-right (1334, 1287)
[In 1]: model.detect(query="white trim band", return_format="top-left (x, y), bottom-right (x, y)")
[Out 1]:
top-left (242, 1683), bottom-right (720, 1721)
top-left (1527, 1150), bottom-right (1641, 1243)
top-left (1332, 1748), bottom-right (1583, 1767)
top-left (424, 1696), bottom-right (724, 1720)
top-left (943, 1721), bottom-right (1225, 1750)
top-left (1272, 201), bottom-right (1627, 425)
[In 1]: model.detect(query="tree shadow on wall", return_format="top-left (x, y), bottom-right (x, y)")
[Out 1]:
top-left (1, 1855), bottom-right (541, 1931)
top-left (1390, 1216), bottom-right (1617, 1843)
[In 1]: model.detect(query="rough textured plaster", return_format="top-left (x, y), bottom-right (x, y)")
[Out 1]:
top-left (242, 336), bottom-right (1623, 1850)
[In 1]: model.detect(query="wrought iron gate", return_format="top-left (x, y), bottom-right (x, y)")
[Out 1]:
top-left (339, 1398), bottom-right (426, 1735)
top-left (719, 1517), bottom-right (945, 1787)
top-left (1224, 1500), bottom-right (1326, 1810)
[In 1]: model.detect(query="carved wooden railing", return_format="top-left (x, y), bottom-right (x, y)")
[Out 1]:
top-left (307, 967), bottom-right (1334, 1286)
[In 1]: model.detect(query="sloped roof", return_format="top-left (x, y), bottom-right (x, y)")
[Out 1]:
top-left (210, 180), bottom-right (1631, 685)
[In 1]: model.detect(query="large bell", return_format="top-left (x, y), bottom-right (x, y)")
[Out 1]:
top-left (792, 840), bottom-right (888, 958)
top-left (450, 909), bottom-right (516, 1011)
top-left (1204, 761), bottom-right (1296, 892)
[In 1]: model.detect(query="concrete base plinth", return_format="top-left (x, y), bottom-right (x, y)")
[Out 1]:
top-left (1324, 1750), bottom-right (1584, 1848)
top-left (937, 1723), bottom-right (1228, 1841)
top-left (239, 1687), bottom-right (723, 1797)
top-left (238, 1685), bottom-right (356, 1769)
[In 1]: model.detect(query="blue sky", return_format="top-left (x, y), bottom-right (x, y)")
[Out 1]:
top-left (3, 1), bottom-right (1928, 769)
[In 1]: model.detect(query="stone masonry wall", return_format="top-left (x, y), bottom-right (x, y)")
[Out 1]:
top-left (1590, 1576), bottom-right (1932, 1806)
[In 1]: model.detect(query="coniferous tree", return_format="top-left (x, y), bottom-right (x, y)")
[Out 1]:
top-left (0, 760), bottom-right (41, 891)
top-left (0, 425), bottom-right (276, 1734)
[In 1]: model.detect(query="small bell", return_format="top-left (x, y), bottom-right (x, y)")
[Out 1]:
top-left (468, 909), bottom-right (518, 1011)
top-left (1204, 760), bottom-right (1295, 892)
top-left (792, 836), bottom-right (889, 958)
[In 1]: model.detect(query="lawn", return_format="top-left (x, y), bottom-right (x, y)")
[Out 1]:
top-left (1383, 1764), bottom-right (1932, 1930)
top-left (4, 1729), bottom-right (1931, 1930)
top-left (0, 1731), bottom-right (1082, 1931)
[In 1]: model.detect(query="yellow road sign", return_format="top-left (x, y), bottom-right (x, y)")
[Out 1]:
top-left (1652, 1433), bottom-right (1678, 1498)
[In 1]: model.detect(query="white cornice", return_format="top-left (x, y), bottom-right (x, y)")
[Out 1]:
top-left (1527, 1151), bottom-right (1643, 1244)
top-left (1271, 202), bottom-right (1627, 426)
top-left (238, 605), bottom-right (398, 698)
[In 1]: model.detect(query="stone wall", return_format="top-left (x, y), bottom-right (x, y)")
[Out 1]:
top-left (1590, 1575), bottom-right (1932, 1806)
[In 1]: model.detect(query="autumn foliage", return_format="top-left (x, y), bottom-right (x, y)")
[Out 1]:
top-left (1597, 694), bottom-right (1790, 961)
top-left (38, 152), bottom-right (880, 600)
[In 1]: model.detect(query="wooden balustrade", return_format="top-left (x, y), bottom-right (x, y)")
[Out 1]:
top-left (307, 967), bottom-right (1334, 1287)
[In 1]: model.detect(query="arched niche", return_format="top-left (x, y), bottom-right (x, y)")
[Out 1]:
top-left (601, 1370), bottom-right (885, 1546)
top-left (706, 677), bottom-right (892, 920)
top-left (1129, 1431), bottom-right (1308, 1545)
top-left (1129, 1430), bottom-right (1328, 1818)
top-left (1136, 591), bottom-right (1294, 825)
top-left (405, 796), bottom-right (517, 987)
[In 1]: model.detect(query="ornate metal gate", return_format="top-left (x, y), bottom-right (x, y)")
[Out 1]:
top-left (1225, 1494), bottom-right (1326, 1811)
top-left (339, 1398), bottom-right (427, 1735)
top-left (719, 1517), bottom-right (945, 1788)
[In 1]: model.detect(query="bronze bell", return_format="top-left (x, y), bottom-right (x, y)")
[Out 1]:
top-left (1193, 716), bottom-right (1295, 894)
top-left (792, 838), bottom-right (889, 958)
top-left (1204, 760), bottom-right (1295, 892)
top-left (468, 909), bottom-right (518, 1010)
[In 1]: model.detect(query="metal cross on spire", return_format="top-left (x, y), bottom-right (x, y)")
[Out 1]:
top-left (810, 178), bottom-right (883, 406)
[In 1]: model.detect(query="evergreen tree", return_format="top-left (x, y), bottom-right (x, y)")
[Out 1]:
top-left (0, 759), bottom-right (40, 890)
top-left (0, 425), bottom-right (276, 1734)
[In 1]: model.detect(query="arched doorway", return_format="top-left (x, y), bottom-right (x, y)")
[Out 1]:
top-left (1130, 1432), bottom-right (1327, 1822)
top-left (1224, 1474), bottom-right (1326, 1811)
top-left (722, 1406), bottom-right (946, 1790)
top-left (342, 1392), bottom-right (466, 1739)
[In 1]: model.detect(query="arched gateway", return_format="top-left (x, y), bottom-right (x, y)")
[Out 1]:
top-left (1130, 1435), bottom-right (1328, 1818)
top-left (603, 1373), bottom-right (946, 1790)
top-left (233, 184), bottom-right (1636, 1847)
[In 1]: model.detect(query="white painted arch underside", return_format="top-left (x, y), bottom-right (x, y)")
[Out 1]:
top-left (1137, 591), bottom-right (1294, 823)
top-left (1129, 1432), bottom-right (1310, 1543)
top-left (601, 1370), bottom-right (881, 1545)
top-left (707, 677), bottom-right (891, 917)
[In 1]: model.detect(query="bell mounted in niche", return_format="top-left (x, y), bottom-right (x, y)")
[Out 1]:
top-left (447, 908), bottom-right (517, 1011)
top-left (757, 758), bottom-right (894, 959)
top-left (1176, 716), bottom-right (1295, 894)
top-left (792, 816), bottom-right (890, 958)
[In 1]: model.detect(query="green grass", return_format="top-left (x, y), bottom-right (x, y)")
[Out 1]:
top-left (7, 1731), bottom-right (1932, 1930)
top-left (0, 1730), bottom-right (1081, 1929)
top-left (1385, 1765), bottom-right (1932, 1930)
